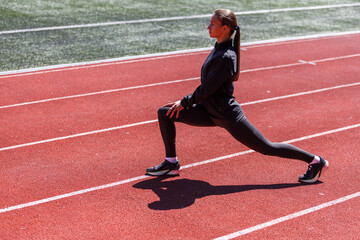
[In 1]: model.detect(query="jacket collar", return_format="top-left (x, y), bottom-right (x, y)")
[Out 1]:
top-left (215, 39), bottom-right (232, 51)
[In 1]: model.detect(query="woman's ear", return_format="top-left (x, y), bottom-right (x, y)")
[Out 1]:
top-left (222, 25), bottom-right (230, 33)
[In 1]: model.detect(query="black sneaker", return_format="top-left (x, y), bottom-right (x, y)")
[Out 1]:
top-left (146, 160), bottom-right (181, 176)
top-left (299, 156), bottom-right (329, 183)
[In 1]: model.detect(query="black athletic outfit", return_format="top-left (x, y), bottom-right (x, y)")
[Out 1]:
top-left (158, 39), bottom-right (314, 163)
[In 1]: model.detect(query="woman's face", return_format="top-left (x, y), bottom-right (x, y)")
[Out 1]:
top-left (207, 14), bottom-right (223, 39)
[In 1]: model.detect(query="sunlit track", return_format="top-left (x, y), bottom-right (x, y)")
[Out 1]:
top-left (213, 191), bottom-right (360, 239)
top-left (1, 81), bottom-right (359, 152)
top-left (0, 77), bottom-right (199, 109)
top-left (1, 53), bottom-right (359, 110)
top-left (1, 31), bottom-right (360, 78)
top-left (1, 32), bottom-right (360, 239)
top-left (1, 123), bottom-right (359, 215)
top-left (0, 120), bottom-right (158, 152)
top-left (0, 51), bottom-right (209, 78)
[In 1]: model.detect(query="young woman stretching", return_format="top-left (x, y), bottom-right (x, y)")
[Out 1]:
top-left (146, 9), bottom-right (329, 183)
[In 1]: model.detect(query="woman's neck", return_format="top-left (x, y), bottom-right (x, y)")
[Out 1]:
top-left (217, 36), bottom-right (231, 44)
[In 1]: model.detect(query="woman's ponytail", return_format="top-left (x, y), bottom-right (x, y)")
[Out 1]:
top-left (232, 26), bottom-right (241, 81)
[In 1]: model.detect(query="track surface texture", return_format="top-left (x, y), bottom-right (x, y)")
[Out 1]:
top-left (1, 33), bottom-right (360, 239)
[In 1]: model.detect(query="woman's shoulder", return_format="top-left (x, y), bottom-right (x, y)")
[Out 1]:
top-left (218, 48), bottom-right (236, 64)
top-left (223, 47), bottom-right (236, 59)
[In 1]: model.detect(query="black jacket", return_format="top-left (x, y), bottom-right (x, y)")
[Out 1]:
top-left (180, 40), bottom-right (243, 123)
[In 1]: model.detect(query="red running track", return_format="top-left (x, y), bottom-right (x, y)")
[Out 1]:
top-left (0, 33), bottom-right (360, 239)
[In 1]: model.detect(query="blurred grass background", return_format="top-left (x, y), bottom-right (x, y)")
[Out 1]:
top-left (1, 0), bottom-right (359, 72)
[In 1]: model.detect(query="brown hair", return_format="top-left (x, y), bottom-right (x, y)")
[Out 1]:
top-left (213, 9), bottom-right (240, 81)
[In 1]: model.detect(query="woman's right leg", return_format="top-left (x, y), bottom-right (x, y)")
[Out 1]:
top-left (157, 104), bottom-right (216, 158)
top-left (147, 104), bottom-right (216, 176)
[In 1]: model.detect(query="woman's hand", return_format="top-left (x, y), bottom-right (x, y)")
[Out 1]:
top-left (165, 100), bottom-right (184, 118)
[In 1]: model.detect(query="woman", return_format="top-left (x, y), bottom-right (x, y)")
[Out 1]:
top-left (146, 9), bottom-right (328, 183)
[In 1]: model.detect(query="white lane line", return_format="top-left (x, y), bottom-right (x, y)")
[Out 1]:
top-left (0, 120), bottom-right (158, 152)
top-left (241, 53), bottom-right (360, 73)
top-left (242, 30), bottom-right (360, 49)
top-left (1, 3), bottom-right (360, 35)
top-left (298, 60), bottom-right (316, 65)
top-left (0, 77), bottom-right (199, 109)
top-left (1, 81), bottom-right (359, 152)
top-left (1, 53), bottom-right (360, 110)
top-left (2, 30), bottom-right (360, 77)
top-left (241, 82), bottom-right (360, 106)
top-left (213, 191), bottom-right (360, 240)
top-left (0, 51), bottom-right (209, 79)
top-left (1, 123), bottom-right (359, 214)
top-left (0, 175), bottom-right (149, 214)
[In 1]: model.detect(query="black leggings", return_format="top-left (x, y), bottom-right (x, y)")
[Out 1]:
top-left (158, 104), bottom-right (314, 163)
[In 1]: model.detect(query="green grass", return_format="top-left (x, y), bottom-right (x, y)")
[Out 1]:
top-left (1, 0), bottom-right (360, 72)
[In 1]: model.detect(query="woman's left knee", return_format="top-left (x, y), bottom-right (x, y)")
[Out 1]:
top-left (158, 107), bottom-right (169, 119)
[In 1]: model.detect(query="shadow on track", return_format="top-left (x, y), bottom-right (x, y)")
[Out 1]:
top-left (133, 176), bottom-right (319, 210)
